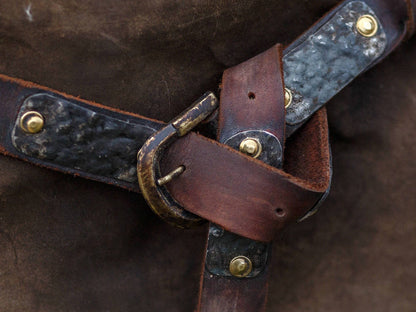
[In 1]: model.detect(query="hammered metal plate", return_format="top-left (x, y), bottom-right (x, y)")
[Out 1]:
top-left (12, 93), bottom-right (159, 183)
top-left (283, 1), bottom-right (387, 125)
top-left (205, 224), bottom-right (269, 278)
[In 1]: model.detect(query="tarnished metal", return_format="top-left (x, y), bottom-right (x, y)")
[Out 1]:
top-left (137, 92), bottom-right (218, 228)
top-left (229, 256), bottom-right (253, 278)
top-left (157, 165), bottom-right (185, 186)
top-left (172, 94), bottom-right (218, 136)
top-left (225, 130), bottom-right (283, 168)
top-left (12, 93), bottom-right (159, 184)
top-left (239, 138), bottom-right (262, 158)
top-left (205, 224), bottom-right (268, 278)
top-left (283, 1), bottom-right (387, 127)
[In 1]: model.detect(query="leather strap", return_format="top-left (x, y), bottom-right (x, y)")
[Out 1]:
top-left (218, 45), bottom-right (286, 145)
top-left (0, 73), bottom-right (330, 242)
top-left (0, 0), bottom-right (413, 241)
top-left (197, 44), bottom-right (286, 312)
top-left (160, 116), bottom-right (330, 242)
top-left (0, 74), bottom-right (164, 193)
top-left (0, 1), bottom-right (413, 311)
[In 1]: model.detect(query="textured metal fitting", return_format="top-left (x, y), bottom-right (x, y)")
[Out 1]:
top-left (284, 88), bottom-right (293, 108)
top-left (356, 14), bottom-right (378, 37)
top-left (229, 256), bottom-right (252, 278)
top-left (19, 111), bottom-right (44, 134)
top-left (239, 138), bottom-right (262, 158)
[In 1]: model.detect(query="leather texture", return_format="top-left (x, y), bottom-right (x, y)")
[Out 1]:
top-left (0, 74), bottom-right (330, 242)
top-left (0, 75), bottom-right (164, 192)
top-left (218, 44), bottom-right (286, 144)
top-left (0, 0), bottom-right (415, 311)
top-left (197, 44), bottom-right (286, 312)
top-left (161, 112), bottom-right (330, 242)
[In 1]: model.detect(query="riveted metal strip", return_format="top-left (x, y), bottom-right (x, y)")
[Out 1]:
top-left (12, 93), bottom-right (160, 183)
top-left (284, 1), bottom-right (387, 126)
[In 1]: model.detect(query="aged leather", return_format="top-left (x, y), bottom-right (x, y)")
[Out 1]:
top-left (197, 44), bottom-right (286, 311)
top-left (0, 75), bottom-right (164, 192)
top-left (218, 44), bottom-right (286, 145)
top-left (0, 73), bottom-right (330, 242)
top-left (0, 0), bottom-right (415, 312)
top-left (160, 111), bottom-right (330, 242)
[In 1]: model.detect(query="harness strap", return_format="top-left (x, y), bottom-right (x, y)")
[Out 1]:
top-left (0, 0), bottom-right (414, 311)
top-left (0, 74), bottom-right (330, 242)
top-left (197, 44), bottom-right (288, 312)
top-left (0, 0), bottom-right (413, 241)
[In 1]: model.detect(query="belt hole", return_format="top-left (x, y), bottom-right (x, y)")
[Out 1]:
top-left (248, 92), bottom-right (256, 100)
top-left (275, 208), bottom-right (286, 217)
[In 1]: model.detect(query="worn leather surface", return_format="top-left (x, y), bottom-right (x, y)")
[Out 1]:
top-left (197, 44), bottom-right (286, 311)
top-left (0, 75), bottom-right (329, 242)
top-left (162, 109), bottom-right (330, 242)
top-left (218, 44), bottom-right (286, 143)
top-left (0, 0), bottom-right (415, 311)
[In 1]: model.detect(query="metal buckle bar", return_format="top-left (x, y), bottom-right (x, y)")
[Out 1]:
top-left (137, 92), bottom-right (218, 228)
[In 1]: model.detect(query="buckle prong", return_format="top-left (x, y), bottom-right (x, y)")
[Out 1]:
top-left (157, 165), bottom-right (185, 186)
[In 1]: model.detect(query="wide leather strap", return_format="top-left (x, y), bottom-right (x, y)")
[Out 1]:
top-left (0, 73), bottom-right (330, 242)
top-left (0, 1), bottom-right (414, 311)
top-left (159, 115), bottom-right (330, 242)
top-left (218, 45), bottom-right (286, 147)
top-left (0, 74), bottom-right (164, 192)
top-left (0, 0), bottom-right (413, 242)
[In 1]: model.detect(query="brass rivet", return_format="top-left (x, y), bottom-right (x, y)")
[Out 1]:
top-left (239, 138), bottom-right (262, 158)
top-left (229, 256), bottom-right (252, 278)
top-left (356, 15), bottom-right (378, 37)
top-left (20, 111), bottom-right (44, 134)
top-left (284, 88), bottom-right (292, 108)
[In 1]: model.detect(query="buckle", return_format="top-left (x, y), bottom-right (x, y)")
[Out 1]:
top-left (137, 92), bottom-right (218, 228)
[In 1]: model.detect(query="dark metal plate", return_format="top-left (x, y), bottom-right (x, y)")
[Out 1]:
top-left (12, 93), bottom-right (160, 183)
top-left (284, 1), bottom-right (387, 126)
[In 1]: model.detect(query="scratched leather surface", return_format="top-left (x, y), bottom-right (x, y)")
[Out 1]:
top-left (0, 0), bottom-right (415, 311)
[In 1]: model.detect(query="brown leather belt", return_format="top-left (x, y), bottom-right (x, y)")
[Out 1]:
top-left (0, 0), bottom-right (414, 311)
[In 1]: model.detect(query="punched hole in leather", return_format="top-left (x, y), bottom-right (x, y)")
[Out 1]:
top-left (196, 43), bottom-right (287, 311)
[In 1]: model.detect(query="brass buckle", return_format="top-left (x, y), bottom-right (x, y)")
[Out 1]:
top-left (137, 92), bottom-right (218, 228)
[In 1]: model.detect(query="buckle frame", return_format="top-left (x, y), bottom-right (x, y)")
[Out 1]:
top-left (137, 92), bottom-right (218, 228)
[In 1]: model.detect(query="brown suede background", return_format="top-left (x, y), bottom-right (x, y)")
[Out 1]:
top-left (0, 1), bottom-right (415, 311)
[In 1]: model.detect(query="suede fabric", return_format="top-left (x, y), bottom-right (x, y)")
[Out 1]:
top-left (0, 0), bottom-right (415, 311)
